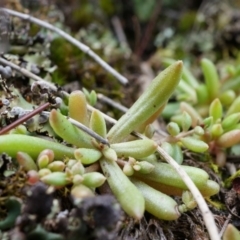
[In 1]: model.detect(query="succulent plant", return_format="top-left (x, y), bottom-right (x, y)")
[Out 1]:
top-left (0, 61), bottom-right (220, 222)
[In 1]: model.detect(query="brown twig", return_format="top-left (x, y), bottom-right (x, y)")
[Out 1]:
top-left (0, 102), bottom-right (50, 135)
top-left (135, 1), bottom-right (162, 58)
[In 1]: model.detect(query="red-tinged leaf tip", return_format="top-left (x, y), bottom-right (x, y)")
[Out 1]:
top-left (217, 130), bottom-right (240, 148)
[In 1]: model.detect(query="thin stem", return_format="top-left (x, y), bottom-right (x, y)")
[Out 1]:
top-left (97, 93), bottom-right (128, 113)
top-left (2, 107), bottom-right (109, 145)
top-left (87, 104), bottom-right (117, 125)
top-left (111, 16), bottom-right (129, 48)
top-left (219, 213), bottom-right (231, 237)
top-left (160, 129), bottom-right (196, 144)
top-left (67, 117), bottom-right (109, 146)
top-left (135, 1), bottom-right (162, 57)
top-left (157, 146), bottom-right (220, 240)
top-left (3, 8), bottom-right (128, 85)
top-left (0, 102), bottom-right (50, 135)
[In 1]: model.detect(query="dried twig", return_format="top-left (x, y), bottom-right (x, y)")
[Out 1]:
top-left (157, 146), bottom-right (220, 240)
top-left (135, 1), bottom-right (162, 57)
top-left (3, 8), bottom-right (128, 85)
top-left (97, 93), bottom-right (128, 113)
top-left (219, 213), bottom-right (231, 237)
top-left (0, 102), bottom-right (50, 135)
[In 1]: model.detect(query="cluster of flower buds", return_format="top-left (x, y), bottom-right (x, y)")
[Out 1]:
top-left (17, 149), bottom-right (106, 203)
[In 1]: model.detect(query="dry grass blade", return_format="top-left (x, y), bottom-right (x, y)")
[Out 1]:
top-left (157, 146), bottom-right (220, 240)
top-left (3, 8), bottom-right (128, 85)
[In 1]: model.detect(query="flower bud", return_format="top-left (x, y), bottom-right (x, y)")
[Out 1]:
top-left (144, 124), bottom-right (155, 138)
top-left (38, 149), bottom-right (55, 163)
top-left (102, 147), bottom-right (117, 161)
top-left (123, 163), bottom-right (134, 176)
top-left (181, 111), bottom-right (192, 132)
top-left (66, 159), bottom-right (77, 168)
top-left (41, 172), bottom-right (70, 187)
top-left (72, 174), bottom-right (84, 185)
top-left (167, 122), bottom-right (180, 136)
top-left (180, 102), bottom-right (203, 127)
top-left (71, 162), bottom-right (85, 175)
top-left (194, 126), bottom-right (204, 135)
top-left (38, 168), bottom-right (51, 178)
top-left (181, 191), bottom-right (197, 210)
top-left (82, 172), bottom-right (106, 188)
top-left (47, 161), bottom-right (65, 172)
top-left (37, 155), bottom-right (49, 169)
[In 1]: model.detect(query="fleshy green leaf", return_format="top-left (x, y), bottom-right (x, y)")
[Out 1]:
top-left (209, 98), bottom-right (222, 122)
top-left (49, 109), bottom-right (94, 148)
top-left (180, 137), bottom-right (209, 153)
top-left (89, 110), bottom-right (107, 138)
top-left (107, 61), bottom-right (183, 143)
top-left (68, 90), bottom-right (89, 125)
top-left (100, 158), bottom-right (145, 219)
top-left (217, 130), bottom-right (240, 148)
top-left (111, 139), bottom-right (157, 159)
top-left (201, 58), bottom-right (219, 101)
